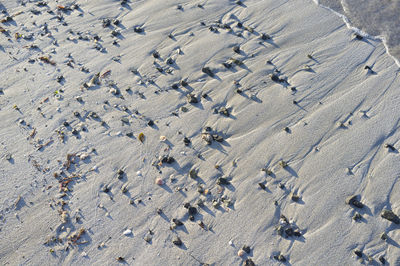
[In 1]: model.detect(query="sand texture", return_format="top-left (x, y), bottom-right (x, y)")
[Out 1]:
top-left (1, 0), bottom-right (400, 265)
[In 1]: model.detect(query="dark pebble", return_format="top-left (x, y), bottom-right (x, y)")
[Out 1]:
top-left (188, 206), bottom-right (197, 215)
top-left (183, 137), bottom-right (191, 146)
top-left (217, 177), bottom-right (230, 185)
top-left (63, 121), bottom-right (70, 127)
top-left (223, 62), bottom-right (232, 69)
top-left (187, 94), bottom-right (198, 103)
top-left (173, 218), bottom-right (183, 226)
top-left (270, 74), bottom-right (280, 82)
top-left (381, 209), bottom-right (400, 224)
top-left (353, 249), bottom-right (362, 257)
top-left (379, 256), bottom-right (386, 264)
top-left (242, 245), bottom-right (251, 254)
top-left (258, 183), bottom-right (266, 190)
top-left (172, 236), bottom-right (182, 246)
top-left (202, 67), bottom-right (214, 77)
top-left (245, 258), bottom-right (255, 266)
top-left (152, 51), bottom-right (160, 58)
top-left (134, 26), bottom-right (144, 33)
top-left (180, 80), bottom-right (188, 87)
top-left (261, 33), bottom-right (270, 40)
top-left (147, 120), bottom-right (154, 126)
top-left (233, 45), bottom-right (240, 54)
top-left (346, 195), bottom-right (364, 208)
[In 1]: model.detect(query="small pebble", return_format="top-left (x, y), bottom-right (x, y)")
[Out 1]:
top-left (123, 229), bottom-right (132, 236)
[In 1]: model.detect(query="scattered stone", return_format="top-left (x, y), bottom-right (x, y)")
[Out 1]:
top-left (187, 94), bottom-right (198, 103)
top-left (245, 258), bottom-right (255, 266)
top-left (380, 232), bottom-right (388, 241)
top-left (219, 107), bottom-right (229, 117)
top-left (217, 177), bottom-right (230, 185)
top-left (202, 67), bottom-right (214, 77)
top-left (384, 143), bottom-right (396, 151)
top-left (345, 195), bottom-right (364, 208)
top-left (202, 133), bottom-right (213, 144)
top-left (242, 245), bottom-right (251, 254)
top-left (172, 236), bottom-right (182, 246)
top-left (261, 33), bottom-right (270, 40)
top-left (279, 160), bottom-right (288, 168)
top-left (352, 213), bottom-right (362, 221)
top-left (183, 137), bottom-right (191, 146)
top-left (237, 249), bottom-right (245, 257)
top-left (189, 169), bottom-right (198, 179)
top-left (291, 193), bottom-right (300, 202)
top-left (274, 253), bottom-right (286, 262)
top-left (380, 209), bottom-right (400, 224)
top-left (155, 178), bottom-right (164, 185)
top-left (353, 249), bottom-right (362, 257)
top-left (173, 218), bottom-right (183, 226)
top-left (188, 206), bottom-right (197, 215)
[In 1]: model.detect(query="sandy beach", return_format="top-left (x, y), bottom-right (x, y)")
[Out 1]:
top-left (1, 0), bottom-right (400, 265)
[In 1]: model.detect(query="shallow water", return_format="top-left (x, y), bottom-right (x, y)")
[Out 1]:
top-left (315, 0), bottom-right (400, 66)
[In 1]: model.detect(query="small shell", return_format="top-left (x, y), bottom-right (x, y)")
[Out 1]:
top-left (138, 132), bottom-right (145, 142)
top-left (155, 178), bottom-right (164, 185)
top-left (160, 136), bottom-right (167, 141)
top-left (237, 249), bottom-right (245, 257)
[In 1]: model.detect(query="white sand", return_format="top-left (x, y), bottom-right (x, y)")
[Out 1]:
top-left (1, 0), bottom-right (400, 265)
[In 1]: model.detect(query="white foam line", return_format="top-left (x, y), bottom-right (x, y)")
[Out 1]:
top-left (311, 0), bottom-right (400, 68)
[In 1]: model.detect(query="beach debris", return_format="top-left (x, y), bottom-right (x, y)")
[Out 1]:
top-left (86, 73), bottom-right (100, 87)
top-left (172, 236), bottom-right (182, 246)
top-left (380, 209), bottom-right (400, 224)
top-left (123, 229), bottom-right (132, 236)
top-left (219, 107), bottom-right (229, 117)
top-left (273, 253), bottom-right (286, 262)
top-left (187, 93), bottom-right (198, 103)
top-left (116, 257), bottom-right (125, 262)
top-left (279, 160), bottom-right (288, 168)
top-left (202, 67), bottom-right (214, 77)
top-left (384, 143), bottom-right (396, 151)
top-left (138, 133), bottom-right (145, 143)
top-left (202, 132), bottom-right (213, 144)
top-left (39, 56), bottom-right (56, 65)
top-left (345, 195), bottom-right (364, 208)
top-left (352, 213), bottom-right (362, 221)
top-left (173, 219), bottom-right (183, 226)
top-left (379, 256), bottom-right (386, 264)
top-left (155, 178), bottom-right (164, 185)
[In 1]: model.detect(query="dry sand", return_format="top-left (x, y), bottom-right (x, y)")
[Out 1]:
top-left (1, 0), bottom-right (400, 265)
